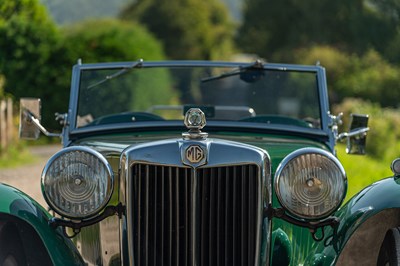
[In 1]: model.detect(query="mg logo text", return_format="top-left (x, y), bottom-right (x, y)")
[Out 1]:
top-left (186, 145), bottom-right (204, 163)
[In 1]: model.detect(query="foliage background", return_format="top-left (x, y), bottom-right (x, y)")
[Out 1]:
top-left (1, 0), bottom-right (400, 197)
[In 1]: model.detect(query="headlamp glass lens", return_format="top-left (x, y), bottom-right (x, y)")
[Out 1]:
top-left (275, 149), bottom-right (346, 219)
top-left (42, 147), bottom-right (113, 218)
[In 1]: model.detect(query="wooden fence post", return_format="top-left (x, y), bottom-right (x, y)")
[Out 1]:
top-left (0, 98), bottom-right (13, 152)
top-left (6, 98), bottom-right (13, 145)
top-left (0, 99), bottom-right (6, 150)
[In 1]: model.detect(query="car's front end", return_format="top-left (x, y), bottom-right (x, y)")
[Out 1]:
top-left (11, 60), bottom-right (387, 266)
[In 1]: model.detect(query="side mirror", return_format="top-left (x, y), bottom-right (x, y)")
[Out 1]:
top-left (19, 98), bottom-right (41, 140)
top-left (346, 114), bottom-right (369, 155)
top-left (19, 98), bottom-right (62, 139)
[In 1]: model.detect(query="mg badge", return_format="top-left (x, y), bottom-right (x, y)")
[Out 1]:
top-left (186, 145), bottom-right (204, 163)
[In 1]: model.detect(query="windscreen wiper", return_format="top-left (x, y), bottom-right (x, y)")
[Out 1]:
top-left (87, 59), bottom-right (144, 89)
top-left (201, 59), bottom-right (264, 83)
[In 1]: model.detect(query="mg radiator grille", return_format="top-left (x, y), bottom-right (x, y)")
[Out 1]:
top-left (132, 164), bottom-right (260, 266)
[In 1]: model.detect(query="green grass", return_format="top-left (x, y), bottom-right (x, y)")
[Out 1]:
top-left (336, 144), bottom-right (393, 202)
top-left (0, 143), bottom-right (35, 168)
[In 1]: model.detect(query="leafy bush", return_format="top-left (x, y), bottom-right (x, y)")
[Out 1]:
top-left (293, 46), bottom-right (400, 108)
top-left (335, 50), bottom-right (400, 108)
top-left (292, 46), bottom-right (351, 103)
top-left (62, 19), bottom-right (166, 62)
top-left (0, 0), bottom-right (69, 129)
top-left (40, 0), bottom-right (130, 25)
top-left (63, 19), bottom-right (178, 114)
top-left (1, 5), bottom-right (173, 128)
top-left (237, 0), bottom-right (398, 63)
top-left (120, 0), bottom-right (235, 60)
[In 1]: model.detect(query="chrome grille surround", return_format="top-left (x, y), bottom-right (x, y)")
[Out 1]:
top-left (120, 138), bottom-right (271, 266)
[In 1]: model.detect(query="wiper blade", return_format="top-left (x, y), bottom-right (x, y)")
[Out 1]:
top-left (87, 59), bottom-right (144, 89)
top-left (201, 60), bottom-right (264, 83)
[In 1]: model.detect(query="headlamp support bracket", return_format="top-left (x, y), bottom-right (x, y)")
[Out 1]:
top-left (266, 204), bottom-right (340, 242)
top-left (48, 203), bottom-right (125, 238)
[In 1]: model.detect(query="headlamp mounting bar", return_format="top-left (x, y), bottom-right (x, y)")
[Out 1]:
top-left (48, 203), bottom-right (125, 238)
top-left (265, 204), bottom-right (340, 242)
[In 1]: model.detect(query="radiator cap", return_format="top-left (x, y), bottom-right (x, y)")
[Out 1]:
top-left (183, 108), bottom-right (208, 140)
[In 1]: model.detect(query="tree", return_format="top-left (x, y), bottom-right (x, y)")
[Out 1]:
top-left (237, 0), bottom-right (397, 62)
top-left (62, 19), bottom-right (166, 62)
top-left (0, 0), bottom-right (173, 128)
top-left (0, 0), bottom-right (70, 129)
top-left (40, 0), bottom-right (131, 25)
top-left (119, 0), bottom-right (235, 60)
top-left (293, 46), bottom-right (400, 108)
top-left (63, 19), bottom-right (177, 116)
top-left (369, 0), bottom-right (400, 64)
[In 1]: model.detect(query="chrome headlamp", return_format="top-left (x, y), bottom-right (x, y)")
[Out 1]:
top-left (41, 146), bottom-right (114, 219)
top-left (275, 148), bottom-right (347, 219)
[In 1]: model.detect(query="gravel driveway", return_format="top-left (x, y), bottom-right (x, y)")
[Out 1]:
top-left (0, 145), bottom-right (62, 207)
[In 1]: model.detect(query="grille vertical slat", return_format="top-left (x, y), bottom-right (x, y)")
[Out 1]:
top-left (232, 166), bottom-right (238, 266)
top-left (224, 167), bottom-right (231, 266)
top-left (134, 164), bottom-right (141, 265)
top-left (132, 163), bottom-right (260, 266)
top-left (248, 166), bottom-right (252, 265)
top-left (144, 165), bottom-right (149, 266)
top-left (248, 165), bottom-right (256, 265)
top-left (173, 167), bottom-right (179, 266)
top-left (209, 168), bottom-right (216, 266)
top-left (151, 166), bottom-right (157, 266)
top-left (216, 168), bottom-right (222, 266)
top-left (240, 166), bottom-right (245, 266)
top-left (160, 166), bottom-right (165, 266)
top-left (183, 169), bottom-right (189, 266)
top-left (200, 168), bottom-right (209, 265)
top-left (167, 167), bottom-right (173, 266)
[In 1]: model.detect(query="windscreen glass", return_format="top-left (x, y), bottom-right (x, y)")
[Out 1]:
top-left (76, 66), bottom-right (321, 129)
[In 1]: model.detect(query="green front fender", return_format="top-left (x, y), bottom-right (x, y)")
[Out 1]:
top-left (271, 176), bottom-right (400, 266)
top-left (307, 176), bottom-right (400, 265)
top-left (336, 176), bottom-right (400, 242)
top-left (0, 183), bottom-right (84, 265)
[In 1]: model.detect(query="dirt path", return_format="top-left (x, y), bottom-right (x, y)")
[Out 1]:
top-left (0, 145), bottom-right (62, 207)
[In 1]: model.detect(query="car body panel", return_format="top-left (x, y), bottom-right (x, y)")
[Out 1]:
top-left (71, 129), bottom-right (395, 266)
top-left (0, 183), bottom-right (84, 265)
top-left (69, 131), bottom-right (330, 265)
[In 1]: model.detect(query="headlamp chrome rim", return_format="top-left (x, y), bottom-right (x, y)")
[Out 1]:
top-left (391, 158), bottom-right (400, 176)
top-left (41, 146), bottom-right (114, 219)
top-left (274, 147), bottom-right (347, 220)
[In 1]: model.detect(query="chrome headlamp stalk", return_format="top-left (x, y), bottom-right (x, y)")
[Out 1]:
top-left (41, 146), bottom-right (114, 219)
top-left (274, 148), bottom-right (347, 220)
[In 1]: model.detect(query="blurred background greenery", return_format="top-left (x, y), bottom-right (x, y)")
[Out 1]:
top-left (1, 0), bottom-right (400, 198)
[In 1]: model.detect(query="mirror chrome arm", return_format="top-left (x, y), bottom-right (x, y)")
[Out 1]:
top-left (25, 110), bottom-right (62, 138)
top-left (337, 127), bottom-right (369, 142)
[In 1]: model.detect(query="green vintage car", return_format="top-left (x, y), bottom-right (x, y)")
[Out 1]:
top-left (3, 59), bottom-right (399, 265)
